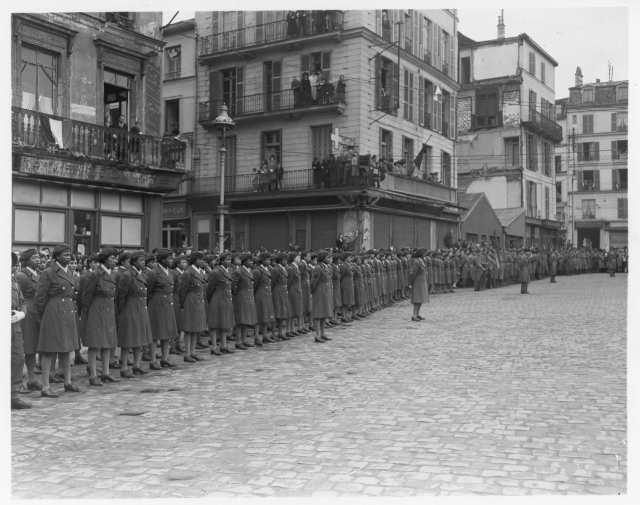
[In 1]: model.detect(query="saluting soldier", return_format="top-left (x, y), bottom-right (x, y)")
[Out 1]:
top-left (299, 251), bottom-right (313, 332)
top-left (310, 250), bottom-right (333, 342)
top-left (206, 251), bottom-right (236, 354)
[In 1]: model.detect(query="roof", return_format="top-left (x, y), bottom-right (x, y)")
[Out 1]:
top-left (162, 19), bottom-right (195, 33)
top-left (570, 80), bottom-right (628, 90)
top-left (494, 207), bottom-right (526, 227)
top-left (458, 192), bottom-right (484, 220)
top-left (456, 32), bottom-right (558, 67)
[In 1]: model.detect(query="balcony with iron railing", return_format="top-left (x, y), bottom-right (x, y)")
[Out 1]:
top-left (199, 88), bottom-right (346, 126)
top-left (164, 70), bottom-right (182, 80)
top-left (523, 107), bottom-right (563, 142)
top-left (12, 107), bottom-right (186, 171)
top-left (188, 168), bottom-right (457, 203)
top-left (199, 11), bottom-right (344, 62)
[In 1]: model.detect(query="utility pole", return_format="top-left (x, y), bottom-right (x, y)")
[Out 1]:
top-left (570, 127), bottom-right (576, 247)
top-left (397, 19), bottom-right (402, 111)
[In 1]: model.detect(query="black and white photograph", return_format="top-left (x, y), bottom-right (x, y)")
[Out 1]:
top-left (6, 0), bottom-right (635, 499)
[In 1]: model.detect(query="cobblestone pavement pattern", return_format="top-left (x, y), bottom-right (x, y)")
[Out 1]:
top-left (12, 274), bottom-right (627, 497)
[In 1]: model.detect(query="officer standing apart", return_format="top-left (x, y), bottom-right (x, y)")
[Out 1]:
top-left (11, 253), bottom-right (31, 409)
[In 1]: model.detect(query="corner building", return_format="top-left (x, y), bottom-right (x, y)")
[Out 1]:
top-left (189, 10), bottom-right (461, 252)
top-left (11, 13), bottom-right (186, 253)
top-left (455, 16), bottom-right (562, 249)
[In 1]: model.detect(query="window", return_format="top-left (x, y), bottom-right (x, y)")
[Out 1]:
top-left (311, 125), bottom-right (332, 162)
top-left (235, 231), bottom-right (245, 251)
top-left (104, 68), bottom-right (132, 127)
top-left (526, 181), bottom-right (537, 218)
top-left (214, 217), bottom-right (230, 250)
top-left (617, 86), bottom-right (628, 101)
top-left (582, 114), bottom-right (594, 134)
top-left (380, 129), bottom-right (393, 160)
top-left (295, 230), bottom-right (306, 249)
top-left (418, 78), bottom-right (434, 129)
top-left (582, 88), bottom-right (594, 102)
top-left (261, 130), bottom-right (281, 164)
top-left (528, 89), bottom-right (537, 111)
top-left (422, 17), bottom-right (432, 64)
top-left (618, 198), bottom-right (628, 219)
top-left (421, 145), bottom-right (432, 180)
top-left (505, 137), bottom-right (520, 167)
top-left (21, 45), bottom-right (58, 115)
top-left (555, 103), bottom-right (564, 117)
top-left (543, 142), bottom-right (551, 176)
top-left (466, 233), bottom-right (478, 244)
top-left (612, 169), bottom-right (628, 190)
top-left (611, 140), bottom-right (628, 161)
top-left (101, 216), bottom-right (142, 246)
top-left (197, 217), bottom-right (210, 250)
top-left (165, 46), bottom-right (181, 79)
top-left (402, 137), bottom-right (414, 167)
top-left (14, 209), bottom-right (66, 243)
top-left (555, 155), bottom-right (563, 173)
top-left (577, 142), bottom-right (599, 162)
top-left (403, 69), bottom-right (414, 121)
top-left (441, 152), bottom-right (452, 186)
top-left (527, 133), bottom-right (536, 171)
top-left (545, 187), bottom-right (550, 219)
top-left (541, 62), bottom-right (546, 84)
top-left (301, 51), bottom-right (331, 83)
top-left (100, 192), bottom-right (142, 212)
top-left (556, 182), bottom-right (562, 203)
top-left (572, 114), bottom-right (577, 124)
top-left (475, 90), bottom-right (498, 127)
top-left (165, 99), bottom-right (180, 135)
top-left (611, 112), bottom-right (628, 132)
top-left (528, 52), bottom-right (535, 75)
top-left (222, 67), bottom-right (241, 115)
top-left (582, 199), bottom-right (596, 219)
top-left (577, 170), bottom-right (599, 191)
top-left (376, 55), bottom-right (398, 112)
top-left (442, 30), bottom-right (451, 76)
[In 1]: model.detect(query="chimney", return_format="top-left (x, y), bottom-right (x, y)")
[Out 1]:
top-left (497, 10), bottom-right (505, 40)
top-left (596, 78), bottom-right (600, 84)
top-left (575, 66), bottom-right (583, 87)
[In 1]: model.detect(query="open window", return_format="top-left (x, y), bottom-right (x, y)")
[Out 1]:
top-left (475, 88), bottom-right (498, 128)
top-left (165, 99), bottom-right (179, 135)
top-left (577, 170), bottom-right (599, 191)
top-left (21, 45), bottom-right (58, 115)
top-left (104, 68), bottom-right (132, 127)
top-left (611, 139), bottom-right (628, 160)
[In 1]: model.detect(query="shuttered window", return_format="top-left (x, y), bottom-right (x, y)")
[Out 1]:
top-left (301, 51), bottom-right (331, 83)
top-left (541, 62), bottom-right (546, 84)
top-left (618, 198), bottom-right (628, 219)
top-left (311, 125), bottom-right (332, 162)
top-left (582, 114), bottom-right (594, 134)
top-left (403, 69), bottom-right (414, 122)
top-left (528, 52), bottom-right (535, 75)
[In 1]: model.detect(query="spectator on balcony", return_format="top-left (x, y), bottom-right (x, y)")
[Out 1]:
top-left (296, 11), bottom-right (307, 36)
top-left (103, 116), bottom-right (115, 160)
top-left (291, 76), bottom-right (302, 108)
top-left (130, 119), bottom-right (142, 163)
top-left (113, 114), bottom-right (129, 162)
top-left (301, 72), bottom-right (311, 105)
top-left (276, 162), bottom-right (285, 190)
top-left (336, 75), bottom-right (346, 103)
top-left (259, 164), bottom-right (270, 192)
top-left (319, 78), bottom-right (334, 104)
top-left (325, 11), bottom-right (334, 31)
top-left (312, 157), bottom-right (322, 188)
top-left (312, 11), bottom-right (324, 33)
top-left (268, 156), bottom-right (278, 191)
top-left (382, 11), bottom-right (391, 40)
top-left (251, 168), bottom-right (259, 192)
top-left (310, 71), bottom-right (319, 103)
top-left (286, 11), bottom-right (297, 37)
top-left (322, 157), bottom-right (331, 187)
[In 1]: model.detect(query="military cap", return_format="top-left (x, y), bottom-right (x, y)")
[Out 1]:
top-left (20, 248), bottom-right (38, 262)
top-left (155, 248), bottom-right (174, 261)
top-left (51, 244), bottom-right (71, 260)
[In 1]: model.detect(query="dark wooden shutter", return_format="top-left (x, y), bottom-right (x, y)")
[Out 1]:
top-left (392, 10), bottom-right (399, 42)
top-left (212, 11), bottom-right (219, 34)
top-left (391, 60), bottom-right (399, 114)
top-left (594, 169), bottom-right (600, 190)
top-left (409, 72), bottom-right (414, 122)
top-left (272, 61), bottom-right (281, 110)
top-left (403, 68), bottom-right (408, 118)
top-left (582, 114), bottom-right (588, 133)
top-left (256, 11), bottom-right (264, 43)
top-left (577, 142), bottom-right (583, 162)
top-left (450, 94), bottom-right (455, 139)
top-left (612, 169), bottom-right (619, 189)
top-left (301, 54), bottom-right (310, 76)
top-left (611, 112), bottom-right (617, 132)
top-left (432, 23), bottom-right (439, 70)
top-left (376, 10), bottom-right (382, 35)
top-left (237, 11), bottom-right (244, 46)
top-left (418, 77), bottom-right (424, 126)
top-left (594, 141), bottom-right (599, 161)
top-left (611, 140), bottom-right (618, 160)
top-left (236, 66), bottom-right (244, 114)
top-left (577, 170), bottom-right (583, 190)
top-left (375, 54), bottom-right (381, 109)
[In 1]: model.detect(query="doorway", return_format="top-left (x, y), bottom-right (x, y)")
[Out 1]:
top-left (104, 69), bottom-right (131, 127)
top-left (73, 211), bottom-right (95, 255)
top-left (577, 227), bottom-right (600, 249)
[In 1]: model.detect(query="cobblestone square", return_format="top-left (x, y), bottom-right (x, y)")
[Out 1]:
top-left (12, 274), bottom-right (627, 497)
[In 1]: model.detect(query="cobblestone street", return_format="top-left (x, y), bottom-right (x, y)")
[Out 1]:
top-left (11, 273), bottom-right (627, 497)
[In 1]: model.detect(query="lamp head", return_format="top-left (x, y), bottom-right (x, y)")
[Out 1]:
top-left (213, 103), bottom-right (236, 132)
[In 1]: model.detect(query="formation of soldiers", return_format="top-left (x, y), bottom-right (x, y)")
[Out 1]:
top-left (10, 243), bottom-right (628, 409)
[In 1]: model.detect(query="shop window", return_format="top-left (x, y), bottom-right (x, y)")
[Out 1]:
top-left (21, 45), bottom-right (58, 115)
top-left (235, 231), bottom-right (245, 251)
top-left (14, 209), bottom-right (66, 243)
top-left (41, 185), bottom-right (68, 206)
top-left (100, 191), bottom-right (142, 212)
top-left (71, 188), bottom-right (96, 208)
top-left (101, 216), bottom-right (142, 246)
top-left (13, 180), bottom-right (41, 205)
top-left (101, 192), bottom-right (120, 211)
top-left (73, 211), bottom-right (95, 255)
top-left (466, 233), bottom-right (477, 244)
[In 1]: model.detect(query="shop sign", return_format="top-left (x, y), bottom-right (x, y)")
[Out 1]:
top-left (163, 202), bottom-right (187, 219)
top-left (19, 156), bottom-right (182, 191)
top-left (575, 220), bottom-right (605, 229)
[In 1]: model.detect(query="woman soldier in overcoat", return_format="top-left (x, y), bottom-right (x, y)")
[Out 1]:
top-left (178, 252), bottom-right (208, 363)
top-left (115, 250), bottom-right (152, 378)
top-left (146, 249), bottom-right (178, 370)
top-left (299, 251), bottom-right (313, 332)
top-left (33, 244), bottom-right (82, 397)
top-left (206, 251), bottom-right (235, 354)
top-left (81, 247), bottom-right (120, 386)
top-left (231, 253), bottom-right (258, 350)
top-left (395, 252), bottom-right (405, 301)
top-left (15, 249), bottom-right (42, 391)
top-left (252, 252), bottom-right (275, 345)
top-left (171, 254), bottom-right (187, 354)
top-left (286, 251), bottom-right (304, 337)
top-left (519, 248), bottom-right (532, 293)
top-left (331, 253), bottom-right (342, 324)
top-left (310, 250), bottom-right (333, 343)
top-left (271, 252), bottom-right (290, 340)
top-left (352, 255), bottom-right (365, 319)
top-left (339, 252), bottom-right (355, 322)
top-left (409, 249), bottom-right (428, 321)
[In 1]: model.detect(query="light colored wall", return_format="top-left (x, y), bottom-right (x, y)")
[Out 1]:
top-left (473, 42), bottom-right (518, 80)
top-left (520, 38), bottom-right (555, 92)
top-left (573, 191), bottom-right (627, 222)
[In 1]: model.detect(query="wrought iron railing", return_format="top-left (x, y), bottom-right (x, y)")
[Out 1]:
top-left (200, 11), bottom-right (344, 55)
top-left (525, 107), bottom-right (563, 141)
top-left (199, 87), bottom-right (346, 121)
top-left (164, 70), bottom-right (181, 80)
top-left (188, 168), bottom-right (456, 202)
top-left (12, 107), bottom-right (186, 170)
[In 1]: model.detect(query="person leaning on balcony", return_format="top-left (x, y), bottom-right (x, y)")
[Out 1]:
top-left (286, 11), bottom-right (297, 37)
top-left (336, 75), bottom-right (346, 103)
top-left (130, 119), bottom-right (142, 163)
top-left (301, 72), bottom-right (311, 105)
top-left (296, 11), bottom-right (307, 37)
top-left (268, 156), bottom-right (278, 191)
top-left (276, 162), bottom-right (285, 189)
top-left (312, 157), bottom-right (322, 188)
top-left (114, 114), bottom-right (129, 161)
top-left (103, 116), bottom-right (116, 160)
top-left (291, 76), bottom-right (302, 107)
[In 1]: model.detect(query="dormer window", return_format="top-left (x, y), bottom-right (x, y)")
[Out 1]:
top-left (582, 88), bottom-right (594, 103)
top-left (617, 86), bottom-right (628, 101)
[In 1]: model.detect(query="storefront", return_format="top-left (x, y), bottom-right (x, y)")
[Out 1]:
top-left (161, 199), bottom-right (191, 249)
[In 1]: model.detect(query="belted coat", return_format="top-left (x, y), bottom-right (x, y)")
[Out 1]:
top-left (116, 267), bottom-right (153, 348)
top-left (81, 266), bottom-right (117, 349)
top-left (178, 266), bottom-right (208, 332)
top-left (310, 263), bottom-right (333, 319)
top-left (15, 267), bottom-right (41, 354)
top-left (206, 265), bottom-right (235, 329)
top-left (339, 262), bottom-right (355, 306)
top-left (231, 266), bottom-right (257, 325)
top-left (271, 264), bottom-right (290, 319)
top-left (287, 263), bottom-right (303, 318)
top-left (409, 258), bottom-right (429, 304)
top-left (146, 265), bottom-right (178, 341)
top-left (253, 266), bottom-right (275, 325)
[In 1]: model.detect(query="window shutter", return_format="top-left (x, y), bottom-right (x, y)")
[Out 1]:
top-left (301, 54), bottom-right (310, 76)
top-left (379, 127), bottom-right (383, 158)
top-left (432, 23), bottom-right (439, 70)
top-left (410, 72), bottom-right (415, 122)
top-left (403, 68), bottom-right (408, 119)
top-left (210, 70), bottom-right (221, 107)
top-left (611, 112), bottom-right (617, 132)
top-left (594, 141), bottom-right (599, 161)
top-left (541, 62), bottom-right (545, 83)
top-left (256, 11), bottom-right (264, 42)
top-left (449, 32), bottom-right (456, 79)
top-left (376, 10), bottom-right (382, 35)
top-left (618, 198), bottom-right (623, 218)
top-left (439, 25), bottom-right (444, 70)
top-left (272, 61), bottom-right (281, 110)
top-left (612, 169), bottom-right (618, 189)
top-left (577, 170), bottom-right (583, 190)
top-left (212, 11), bottom-right (219, 34)
top-left (418, 77), bottom-right (424, 126)
top-left (375, 54), bottom-right (381, 109)
top-left (391, 60), bottom-right (399, 113)
top-left (235, 66), bottom-right (244, 114)
top-left (413, 13), bottom-right (419, 56)
top-left (577, 142), bottom-right (583, 162)
top-left (393, 10), bottom-right (399, 42)
top-left (322, 51), bottom-right (331, 83)
top-left (450, 94), bottom-right (455, 139)
top-left (237, 11), bottom-right (244, 28)
top-left (594, 169), bottom-right (600, 190)
top-left (533, 137), bottom-right (538, 171)
top-left (419, 18), bottom-right (424, 61)
top-left (611, 140), bottom-right (618, 160)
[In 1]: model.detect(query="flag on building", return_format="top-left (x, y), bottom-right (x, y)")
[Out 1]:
top-left (40, 116), bottom-right (73, 149)
top-left (408, 143), bottom-right (428, 177)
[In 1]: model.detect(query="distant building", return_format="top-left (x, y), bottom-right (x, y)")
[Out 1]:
top-left (456, 13), bottom-right (562, 248)
top-left (458, 192), bottom-right (503, 246)
top-left (11, 12), bottom-right (186, 253)
top-left (555, 67), bottom-right (628, 250)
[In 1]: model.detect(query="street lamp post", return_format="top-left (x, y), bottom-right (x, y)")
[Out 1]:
top-left (570, 127), bottom-right (576, 247)
top-left (213, 104), bottom-right (235, 253)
